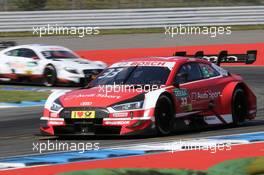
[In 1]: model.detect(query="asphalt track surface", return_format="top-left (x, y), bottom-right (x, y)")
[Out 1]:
top-left (0, 30), bottom-right (264, 158)
top-left (0, 67), bottom-right (263, 158)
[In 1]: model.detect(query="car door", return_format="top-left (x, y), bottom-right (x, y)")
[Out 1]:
top-left (173, 62), bottom-right (209, 117)
top-left (197, 63), bottom-right (223, 109)
top-left (17, 48), bottom-right (40, 76)
top-left (6, 48), bottom-right (40, 75)
top-left (3, 48), bottom-right (23, 74)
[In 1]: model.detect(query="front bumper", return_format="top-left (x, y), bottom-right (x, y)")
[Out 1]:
top-left (40, 108), bottom-right (155, 136)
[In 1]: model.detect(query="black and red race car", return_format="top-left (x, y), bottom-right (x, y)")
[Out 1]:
top-left (40, 50), bottom-right (257, 136)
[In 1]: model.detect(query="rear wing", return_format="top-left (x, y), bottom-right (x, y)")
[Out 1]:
top-left (0, 41), bottom-right (16, 49)
top-left (174, 50), bottom-right (257, 66)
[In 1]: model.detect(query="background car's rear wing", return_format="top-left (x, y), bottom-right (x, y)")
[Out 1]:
top-left (174, 50), bottom-right (257, 66)
top-left (0, 41), bottom-right (16, 50)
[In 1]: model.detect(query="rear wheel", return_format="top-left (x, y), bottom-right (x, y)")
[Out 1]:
top-left (43, 65), bottom-right (57, 87)
top-left (155, 95), bottom-right (174, 135)
top-left (232, 87), bottom-right (247, 126)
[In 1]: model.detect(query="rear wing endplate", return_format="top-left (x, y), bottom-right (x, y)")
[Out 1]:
top-left (0, 41), bottom-right (16, 49)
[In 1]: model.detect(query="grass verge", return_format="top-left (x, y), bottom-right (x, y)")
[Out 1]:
top-left (0, 90), bottom-right (50, 103)
top-left (58, 156), bottom-right (264, 175)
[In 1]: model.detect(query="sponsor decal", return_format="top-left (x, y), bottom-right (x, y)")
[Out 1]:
top-left (96, 93), bottom-right (121, 99)
top-left (103, 120), bottom-right (130, 125)
top-left (174, 89), bottom-right (193, 111)
top-left (173, 88), bottom-right (188, 98)
top-left (80, 101), bottom-right (92, 106)
top-left (191, 90), bottom-right (220, 101)
top-left (64, 93), bottom-right (121, 100)
top-left (130, 61), bottom-right (166, 66)
top-left (111, 61), bottom-right (175, 70)
top-left (183, 104), bottom-right (192, 112)
top-left (25, 70), bottom-right (33, 75)
top-left (71, 111), bottom-right (95, 119)
top-left (48, 121), bottom-right (64, 125)
top-left (64, 94), bottom-right (96, 100)
top-left (112, 112), bottom-right (129, 118)
top-left (10, 63), bottom-right (24, 68)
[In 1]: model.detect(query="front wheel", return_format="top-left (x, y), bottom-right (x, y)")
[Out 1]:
top-left (43, 65), bottom-right (57, 87)
top-left (155, 95), bottom-right (174, 135)
top-left (232, 87), bottom-right (247, 126)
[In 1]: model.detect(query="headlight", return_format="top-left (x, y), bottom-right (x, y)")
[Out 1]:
top-left (112, 101), bottom-right (144, 111)
top-left (64, 67), bottom-right (79, 74)
top-left (50, 99), bottom-right (63, 112)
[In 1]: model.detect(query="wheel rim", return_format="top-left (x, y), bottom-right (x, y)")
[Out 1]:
top-left (233, 91), bottom-right (246, 122)
top-left (44, 68), bottom-right (55, 86)
top-left (156, 100), bottom-right (171, 134)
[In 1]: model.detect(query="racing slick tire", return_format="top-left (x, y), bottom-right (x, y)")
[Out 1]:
top-left (155, 95), bottom-right (174, 135)
top-left (232, 87), bottom-right (247, 126)
top-left (43, 65), bottom-right (57, 87)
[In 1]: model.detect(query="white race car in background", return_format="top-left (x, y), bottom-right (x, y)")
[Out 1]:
top-left (0, 44), bottom-right (107, 86)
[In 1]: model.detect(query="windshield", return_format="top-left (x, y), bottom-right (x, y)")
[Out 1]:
top-left (90, 66), bottom-right (171, 86)
top-left (41, 50), bottom-right (78, 59)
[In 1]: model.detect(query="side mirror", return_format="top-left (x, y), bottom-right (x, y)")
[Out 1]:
top-left (174, 72), bottom-right (189, 85)
top-left (179, 72), bottom-right (189, 80)
top-left (172, 82), bottom-right (179, 88)
top-left (246, 50), bottom-right (257, 64)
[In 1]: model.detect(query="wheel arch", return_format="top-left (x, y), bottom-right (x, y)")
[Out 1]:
top-left (42, 63), bottom-right (58, 86)
top-left (144, 88), bottom-right (175, 117)
top-left (43, 63), bottom-right (56, 74)
top-left (158, 91), bottom-right (176, 113)
top-left (236, 82), bottom-right (257, 119)
top-left (219, 81), bottom-right (256, 119)
top-left (154, 91), bottom-right (175, 135)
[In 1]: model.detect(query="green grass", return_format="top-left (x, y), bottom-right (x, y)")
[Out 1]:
top-left (1, 25), bottom-right (264, 37)
top-left (0, 90), bottom-right (50, 103)
top-left (59, 168), bottom-right (205, 175)
top-left (58, 157), bottom-right (264, 175)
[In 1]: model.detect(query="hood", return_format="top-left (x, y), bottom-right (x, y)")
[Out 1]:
top-left (59, 86), bottom-right (145, 108)
top-left (51, 58), bottom-right (105, 70)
